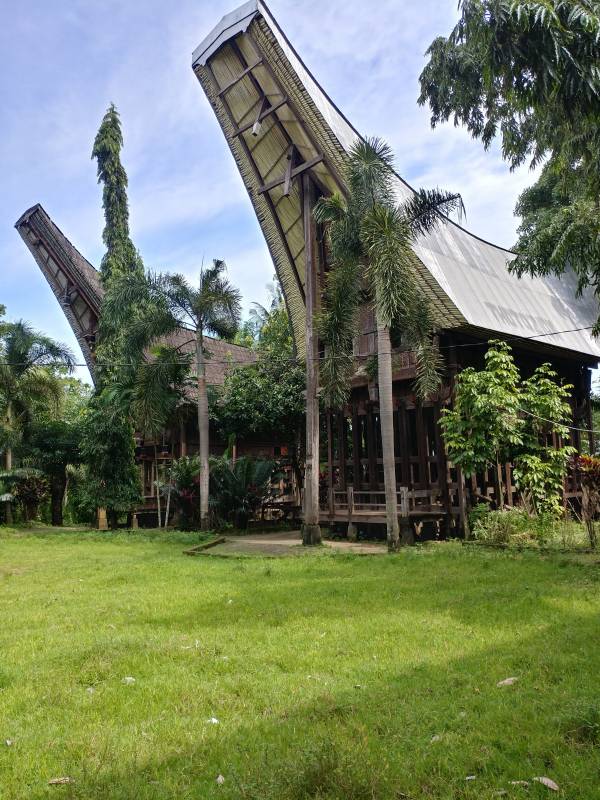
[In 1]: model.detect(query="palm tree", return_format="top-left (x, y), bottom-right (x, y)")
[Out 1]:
top-left (0, 321), bottom-right (74, 471)
top-left (314, 138), bottom-right (463, 551)
top-left (102, 260), bottom-right (241, 529)
top-left (104, 344), bottom-right (191, 528)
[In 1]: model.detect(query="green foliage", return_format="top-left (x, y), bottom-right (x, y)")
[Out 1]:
top-left (441, 341), bottom-right (523, 474)
top-left (217, 356), bottom-right (304, 447)
top-left (314, 137), bottom-right (462, 406)
top-left (209, 455), bottom-right (276, 528)
top-left (0, 468), bottom-right (49, 521)
top-left (27, 420), bottom-right (81, 478)
top-left (473, 507), bottom-right (554, 547)
top-left (512, 164), bottom-right (600, 330)
top-left (419, 0), bottom-right (600, 172)
top-left (78, 393), bottom-right (141, 520)
top-left (441, 341), bottom-right (574, 513)
top-left (418, 0), bottom-right (600, 325)
top-left (0, 320), bottom-right (75, 454)
top-left (217, 290), bottom-right (304, 444)
top-left (169, 455), bottom-right (201, 529)
top-left (92, 104), bottom-right (144, 285)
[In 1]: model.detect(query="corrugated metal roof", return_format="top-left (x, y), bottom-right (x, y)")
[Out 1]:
top-left (194, 1), bottom-right (600, 360)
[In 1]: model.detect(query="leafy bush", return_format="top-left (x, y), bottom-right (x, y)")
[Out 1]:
top-left (170, 456), bottom-right (201, 529)
top-left (471, 506), bottom-right (589, 550)
top-left (209, 456), bottom-right (276, 529)
top-left (0, 468), bottom-right (49, 522)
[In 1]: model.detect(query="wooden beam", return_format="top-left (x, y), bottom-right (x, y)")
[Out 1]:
top-left (245, 30), bottom-right (348, 198)
top-left (217, 59), bottom-right (263, 96)
top-left (352, 402), bottom-right (362, 490)
top-left (283, 144), bottom-right (295, 196)
top-left (205, 60), bottom-right (306, 306)
top-left (258, 154), bottom-right (324, 194)
top-left (233, 96), bottom-right (288, 137)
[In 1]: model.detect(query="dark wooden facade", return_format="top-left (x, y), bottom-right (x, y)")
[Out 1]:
top-left (318, 328), bottom-right (595, 537)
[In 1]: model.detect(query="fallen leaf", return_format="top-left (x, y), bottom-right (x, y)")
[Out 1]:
top-left (533, 777), bottom-right (559, 792)
top-left (497, 677), bottom-right (519, 687)
top-left (216, 774), bottom-right (225, 785)
top-left (48, 777), bottom-right (73, 785)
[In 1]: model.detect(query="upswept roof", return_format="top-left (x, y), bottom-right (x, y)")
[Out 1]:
top-left (15, 204), bottom-right (255, 385)
top-left (193, 1), bottom-right (600, 361)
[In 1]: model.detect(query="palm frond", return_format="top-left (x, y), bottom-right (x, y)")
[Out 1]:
top-left (318, 259), bottom-right (361, 408)
top-left (361, 204), bottom-right (415, 327)
top-left (401, 188), bottom-right (465, 238)
top-left (313, 193), bottom-right (347, 225)
top-left (346, 137), bottom-right (396, 208)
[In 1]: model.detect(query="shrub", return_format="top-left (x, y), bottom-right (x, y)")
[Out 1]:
top-left (209, 456), bottom-right (277, 529)
top-left (472, 507), bottom-right (558, 547)
top-left (572, 454), bottom-right (600, 549)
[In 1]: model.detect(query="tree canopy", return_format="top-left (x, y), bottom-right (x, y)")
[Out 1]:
top-left (92, 104), bottom-right (144, 285)
top-left (418, 0), bottom-right (600, 327)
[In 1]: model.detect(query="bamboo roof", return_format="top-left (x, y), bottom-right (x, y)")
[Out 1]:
top-left (193, 1), bottom-right (600, 362)
top-left (15, 204), bottom-right (256, 385)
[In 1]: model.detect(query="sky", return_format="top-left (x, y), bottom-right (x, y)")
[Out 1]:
top-left (0, 0), bottom-right (538, 383)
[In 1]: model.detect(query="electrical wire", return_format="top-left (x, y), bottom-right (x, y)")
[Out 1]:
top-left (0, 325), bottom-right (596, 368)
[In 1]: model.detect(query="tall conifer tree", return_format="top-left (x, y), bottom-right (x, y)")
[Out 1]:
top-left (92, 104), bottom-right (144, 285)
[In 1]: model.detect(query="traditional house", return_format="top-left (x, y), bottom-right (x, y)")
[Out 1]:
top-left (192, 1), bottom-right (600, 535)
top-left (15, 203), bottom-right (294, 522)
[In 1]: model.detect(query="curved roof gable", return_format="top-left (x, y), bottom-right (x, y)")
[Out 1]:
top-left (193, 1), bottom-right (600, 360)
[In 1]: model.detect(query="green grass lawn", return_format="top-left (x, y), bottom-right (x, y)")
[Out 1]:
top-left (1, 527), bottom-right (599, 799)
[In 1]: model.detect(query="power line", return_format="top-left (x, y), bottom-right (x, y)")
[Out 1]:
top-left (0, 325), bottom-right (596, 368)
top-left (517, 407), bottom-right (599, 437)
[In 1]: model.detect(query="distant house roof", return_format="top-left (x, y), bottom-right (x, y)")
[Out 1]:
top-left (192, 1), bottom-right (600, 361)
top-left (15, 204), bottom-right (256, 385)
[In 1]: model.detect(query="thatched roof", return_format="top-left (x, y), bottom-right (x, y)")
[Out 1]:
top-left (193, 1), bottom-right (600, 362)
top-left (15, 204), bottom-right (256, 385)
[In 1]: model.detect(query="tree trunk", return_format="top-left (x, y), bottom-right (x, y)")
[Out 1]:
top-left (154, 445), bottom-right (162, 528)
top-left (376, 318), bottom-right (400, 552)
top-left (50, 472), bottom-right (67, 526)
top-left (301, 173), bottom-right (321, 545)
top-left (196, 331), bottom-right (210, 529)
top-left (493, 458), bottom-right (505, 511)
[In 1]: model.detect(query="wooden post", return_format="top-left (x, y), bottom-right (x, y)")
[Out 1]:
top-left (179, 417), bottom-right (187, 458)
top-left (326, 412), bottom-right (334, 521)
top-left (301, 173), bottom-right (322, 545)
top-left (433, 402), bottom-right (452, 536)
top-left (457, 467), bottom-right (470, 539)
top-left (366, 405), bottom-right (378, 491)
top-left (337, 412), bottom-right (347, 490)
top-left (352, 403), bottom-right (361, 490)
top-left (346, 485), bottom-right (357, 541)
top-left (97, 508), bottom-right (108, 531)
top-left (398, 401), bottom-right (411, 487)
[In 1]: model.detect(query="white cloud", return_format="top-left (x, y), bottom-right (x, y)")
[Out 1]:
top-left (2, 0), bottom-right (541, 354)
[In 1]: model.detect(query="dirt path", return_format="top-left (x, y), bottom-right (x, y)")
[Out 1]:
top-left (200, 531), bottom-right (387, 557)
